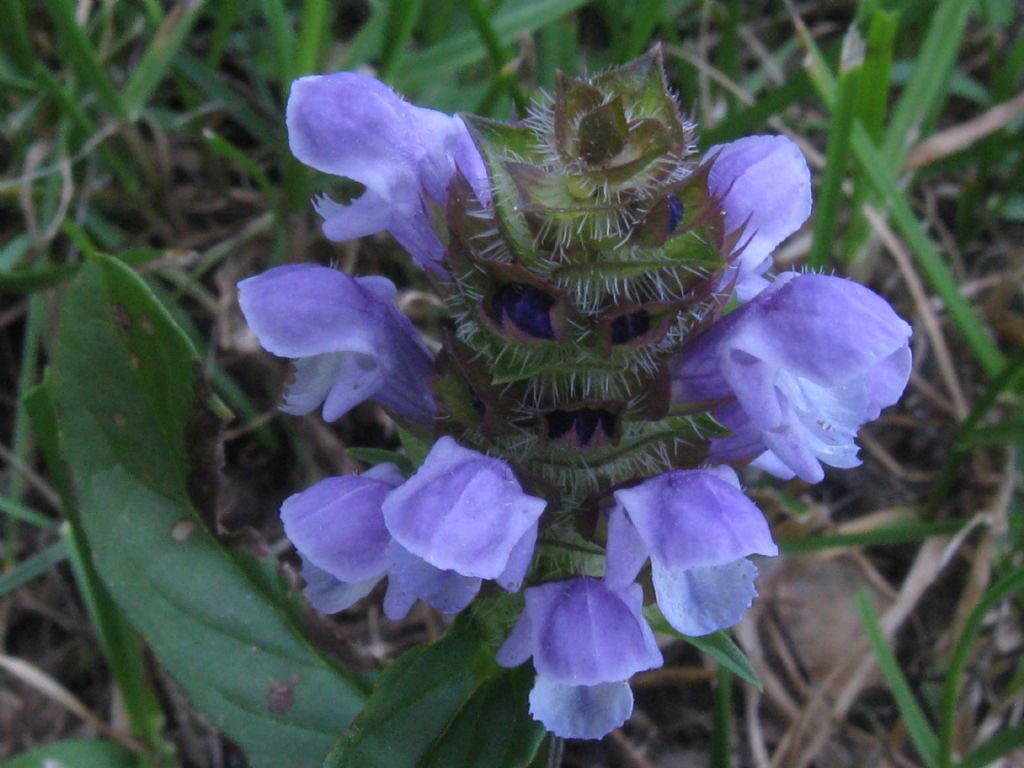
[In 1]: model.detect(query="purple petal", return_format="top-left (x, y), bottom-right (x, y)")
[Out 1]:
top-left (604, 505), bottom-right (649, 589)
top-left (315, 192), bottom-right (392, 242)
top-left (522, 579), bottom-right (662, 686)
top-left (496, 522), bottom-right (538, 593)
top-left (673, 273), bottom-right (912, 481)
top-left (707, 136), bottom-right (811, 297)
top-left (382, 437), bottom-right (546, 579)
top-left (384, 542), bottom-right (481, 618)
top-left (496, 608), bottom-right (534, 668)
top-left (301, 558), bottom-right (383, 614)
top-left (280, 464), bottom-right (403, 582)
top-left (653, 558), bottom-right (759, 636)
top-left (613, 469), bottom-right (777, 571)
top-left (529, 678), bottom-right (634, 740)
top-left (238, 264), bottom-right (436, 423)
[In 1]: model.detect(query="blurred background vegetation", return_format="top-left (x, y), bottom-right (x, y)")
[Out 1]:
top-left (1, 0), bottom-right (1023, 766)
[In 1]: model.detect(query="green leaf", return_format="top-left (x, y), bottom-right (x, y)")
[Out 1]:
top-left (644, 605), bottom-right (761, 687)
top-left (50, 256), bottom-right (366, 768)
top-left (856, 592), bottom-right (939, 767)
top-left (0, 739), bottom-right (143, 768)
top-left (326, 615), bottom-right (543, 768)
top-left (419, 665), bottom-right (544, 768)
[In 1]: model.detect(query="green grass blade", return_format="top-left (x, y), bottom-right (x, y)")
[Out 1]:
top-left (855, 119), bottom-right (1004, 377)
top-left (856, 592), bottom-right (939, 767)
top-left (0, 495), bottom-right (52, 529)
top-left (856, 6), bottom-right (899, 143)
top-left (808, 25), bottom-right (863, 270)
top-left (0, 539), bottom-right (68, 598)
top-left (842, 5), bottom-right (899, 263)
top-left (395, 0), bottom-right (591, 93)
top-left (378, 0), bottom-right (425, 82)
top-left (465, 0), bottom-right (529, 114)
top-left (257, 0), bottom-right (297, 87)
top-left (939, 569), bottom-right (1024, 768)
top-left (926, 347), bottom-right (1024, 517)
top-left (956, 720), bottom-right (1024, 768)
top-left (205, 0), bottom-right (244, 69)
top-left (122, 0), bottom-right (207, 119)
top-left (778, 519), bottom-right (965, 554)
top-left (174, 52), bottom-right (282, 146)
top-left (625, 0), bottom-right (668, 62)
top-left (793, 25), bottom-right (1005, 377)
top-left (295, 0), bottom-right (330, 76)
top-left (43, 0), bottom-right (124, 118)
top-left (881, 0), bottom-right (974, 167)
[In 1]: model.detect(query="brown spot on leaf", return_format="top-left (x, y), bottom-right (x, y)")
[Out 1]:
top-left (111, 413), bottom-right (126, 428)
top-left (266, 675), bottom-right (300, 714)
top-left (112, 303), bottom-right (131, 337)
top-left (140, 316), bottom-right (155, 335)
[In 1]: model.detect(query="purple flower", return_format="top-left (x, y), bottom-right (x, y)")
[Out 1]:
top-left (497, 578), bottom-right (663, 739)
top-left (608, 467), bottom-right (777, 636)
top-left (672, 273), bottom-right (912, 483)
top-left (287, 72), bottom-right (488, 271)
top-left (707, 135), bottom-right (812, 301)
top-left (382, 437), bottom-right (546, 582)
top-left (281, 463), bottom-right (483, 619)
top-left (237, 263), bottom-right (436, 423)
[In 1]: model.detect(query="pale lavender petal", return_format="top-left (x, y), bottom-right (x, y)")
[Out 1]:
top-left (604, 504), bottom-right (649, 589)
top-left (238, 265), bottom-right (378, 359)
top-left (526, 579), bottom-right (662, 686)
top-left (281, 352), bottom-right (348, 416)
top-left (496, 609), bottom-right (534, 668)
top-left (454, 119), bottom-right (491, 207)
top-left (238, 264), bottom-right (436, 423)
top-left (496, 523), bottom-right (538, 593)
top-left (301, 558), bottom-right (383, 614)
top-left (281, 467), bottom-right (402, 582)
top-left (386, 542), bottom-right (481, 617)
top-left (382, 581), bottom-right (417, 621)
top-left (315, 192), bottom-right (392, 242)
top-left (382, 437), bottom-right (546, 579)
top-left (653, 558), bottom-right (759, 636)
top-left (707, 136), bottom-right (811, 296)
top-left (287, 73), bottom-right (414, 196)
top-left (613, 469), bottom-right (777, 572)
top-left (320, 353), bottom-right (384, 421)
top-left (529, 678), bottom-right (633, 740)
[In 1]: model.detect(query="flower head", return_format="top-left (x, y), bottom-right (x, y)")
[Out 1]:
top-left (239, 49), bottom-right (913, 745)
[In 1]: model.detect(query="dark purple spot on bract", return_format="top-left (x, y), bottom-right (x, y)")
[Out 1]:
top-left (610, 310), bottom-right (651, 344)
top-left (667, 195), bottom-right (684, 234)
top-left (491, 283), bottom-right (556, 339)
top-left (470, 388), bottom-right (486, 417)
top-left (545, 408), bottom-right (616, 447)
